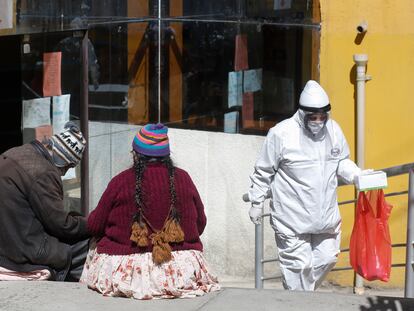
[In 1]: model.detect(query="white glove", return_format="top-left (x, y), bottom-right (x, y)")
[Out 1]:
top-left (249, 203), bottom-right (263, 225)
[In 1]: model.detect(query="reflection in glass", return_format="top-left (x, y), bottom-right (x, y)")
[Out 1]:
top-left (168, 0), bottom-right (241, 19)
top-left (88, 21), bottom-right (158, 124)
top-left (14, 0), bottom-right (152, 35)
top-left (161, 21), bottom-right (318, 134)
top-left (167, 0), bottom-right (318, 24)
top-left (19, 31), bottom-right (84, 212)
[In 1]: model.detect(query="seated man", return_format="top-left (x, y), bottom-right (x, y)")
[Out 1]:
top-left (0, 122), bottom-right (90, 281)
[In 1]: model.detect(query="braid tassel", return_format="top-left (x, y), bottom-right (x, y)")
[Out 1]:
top-left (130, 219), bottom-right (149, 247)
top-left (151, 232), bottom-right (172, 265)
top-left (163, 217), bottom-right (184, 243)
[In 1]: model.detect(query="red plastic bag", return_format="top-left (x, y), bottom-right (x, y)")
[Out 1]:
top-left (349, 189), bottom-right (392, 282)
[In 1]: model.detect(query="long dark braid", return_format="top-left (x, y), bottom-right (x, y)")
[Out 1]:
top-left (164, 157), bottom-right (179, 221)
top-left (132, 153), bottom-right (179, 223)
top-left (132, 152), bottom-right (147, 223)
top-left (130, 152), bottom-right (150, 247)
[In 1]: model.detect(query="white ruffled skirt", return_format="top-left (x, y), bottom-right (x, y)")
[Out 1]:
top-left (80, 248), bottom-right (220, 300)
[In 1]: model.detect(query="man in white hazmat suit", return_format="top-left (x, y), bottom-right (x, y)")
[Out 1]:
top-left (248, 80), bottom-right (362, 291)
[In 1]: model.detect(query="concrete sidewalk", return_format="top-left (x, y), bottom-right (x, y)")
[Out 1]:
top-left (0, 281), bottom-right (413, 311)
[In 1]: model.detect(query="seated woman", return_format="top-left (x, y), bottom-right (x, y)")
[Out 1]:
top-left (81, 123), bottom-right (219, 299)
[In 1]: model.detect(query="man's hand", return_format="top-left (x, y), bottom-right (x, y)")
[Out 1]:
top-left (249, 203), bottom-right (263, 225)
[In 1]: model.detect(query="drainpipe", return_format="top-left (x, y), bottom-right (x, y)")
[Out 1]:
top-left (353, 54), bottom-right (371, 295)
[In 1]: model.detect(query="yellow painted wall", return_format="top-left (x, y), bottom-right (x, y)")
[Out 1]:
top-left (319, 0), bottom-right (414, 288)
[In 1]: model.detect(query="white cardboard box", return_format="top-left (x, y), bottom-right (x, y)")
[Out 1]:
top-left (355, 170), bottom-right (388, 191)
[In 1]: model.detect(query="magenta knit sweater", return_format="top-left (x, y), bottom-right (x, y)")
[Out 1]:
top-left (87, 163), bottom-right (206, 255)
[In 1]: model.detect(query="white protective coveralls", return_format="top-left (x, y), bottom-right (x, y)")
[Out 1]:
top-left (248, 80), bottom-right (361, 291)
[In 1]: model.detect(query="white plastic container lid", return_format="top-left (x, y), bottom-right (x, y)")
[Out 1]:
top-left (355, 170), bottom-right (388, 191)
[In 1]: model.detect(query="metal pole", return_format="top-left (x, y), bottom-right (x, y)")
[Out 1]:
top-left (404, 170), bottom-right (414, 298)
top-left (157, 0), bottom-right (162, 122)
top-left (255, 216), bottom-right (264, 289)
top-left (353, 54), bottom-right (370, 295)
top-left (80, 31), bottom-right (89, 217)
top-left (243, 193), bottom-right (265, 289)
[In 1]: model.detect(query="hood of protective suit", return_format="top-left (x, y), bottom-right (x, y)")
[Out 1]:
top-left (297, 80), bottom-right (331, 135)
top-left (299, 80), bottom-right (330, 112)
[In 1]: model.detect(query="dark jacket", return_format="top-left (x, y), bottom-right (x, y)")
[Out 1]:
top-left (0, 141), bottom-right (89, 273)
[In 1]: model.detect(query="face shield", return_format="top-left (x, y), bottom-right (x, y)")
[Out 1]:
top-left (303, 111), bottom-right (329, 135)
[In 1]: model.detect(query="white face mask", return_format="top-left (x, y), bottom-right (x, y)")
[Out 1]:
top-left (307, 120), bottom-right (325, 135)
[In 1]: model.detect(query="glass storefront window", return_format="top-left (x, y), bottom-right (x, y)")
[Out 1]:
top-left (85, 0), bottom-right (320, 135)
top-left (4, 0), bottom-right (320, 135)
top-left (160, 21), bottom-right (317, 134)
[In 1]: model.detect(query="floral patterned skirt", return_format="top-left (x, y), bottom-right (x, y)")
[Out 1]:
top-left (80, 248), bottom-right (220, 300)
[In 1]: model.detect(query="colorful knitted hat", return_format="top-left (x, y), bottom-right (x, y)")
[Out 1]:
top-left (50, 122), bottom-right (86, 167)
top-left (132, 123), bottom-right (170, 157)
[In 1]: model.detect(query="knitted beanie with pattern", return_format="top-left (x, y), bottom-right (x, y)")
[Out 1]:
top-left (132, 123), bottom-right (170, 157)
top-left (50, 122), bottom-right (86, 168)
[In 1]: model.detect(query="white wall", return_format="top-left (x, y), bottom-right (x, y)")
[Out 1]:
top-left (88, 122), bottom-right (280, 281)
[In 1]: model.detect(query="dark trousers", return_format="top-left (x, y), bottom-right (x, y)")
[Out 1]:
top-left (55, 239), bottom-right (89, 282)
